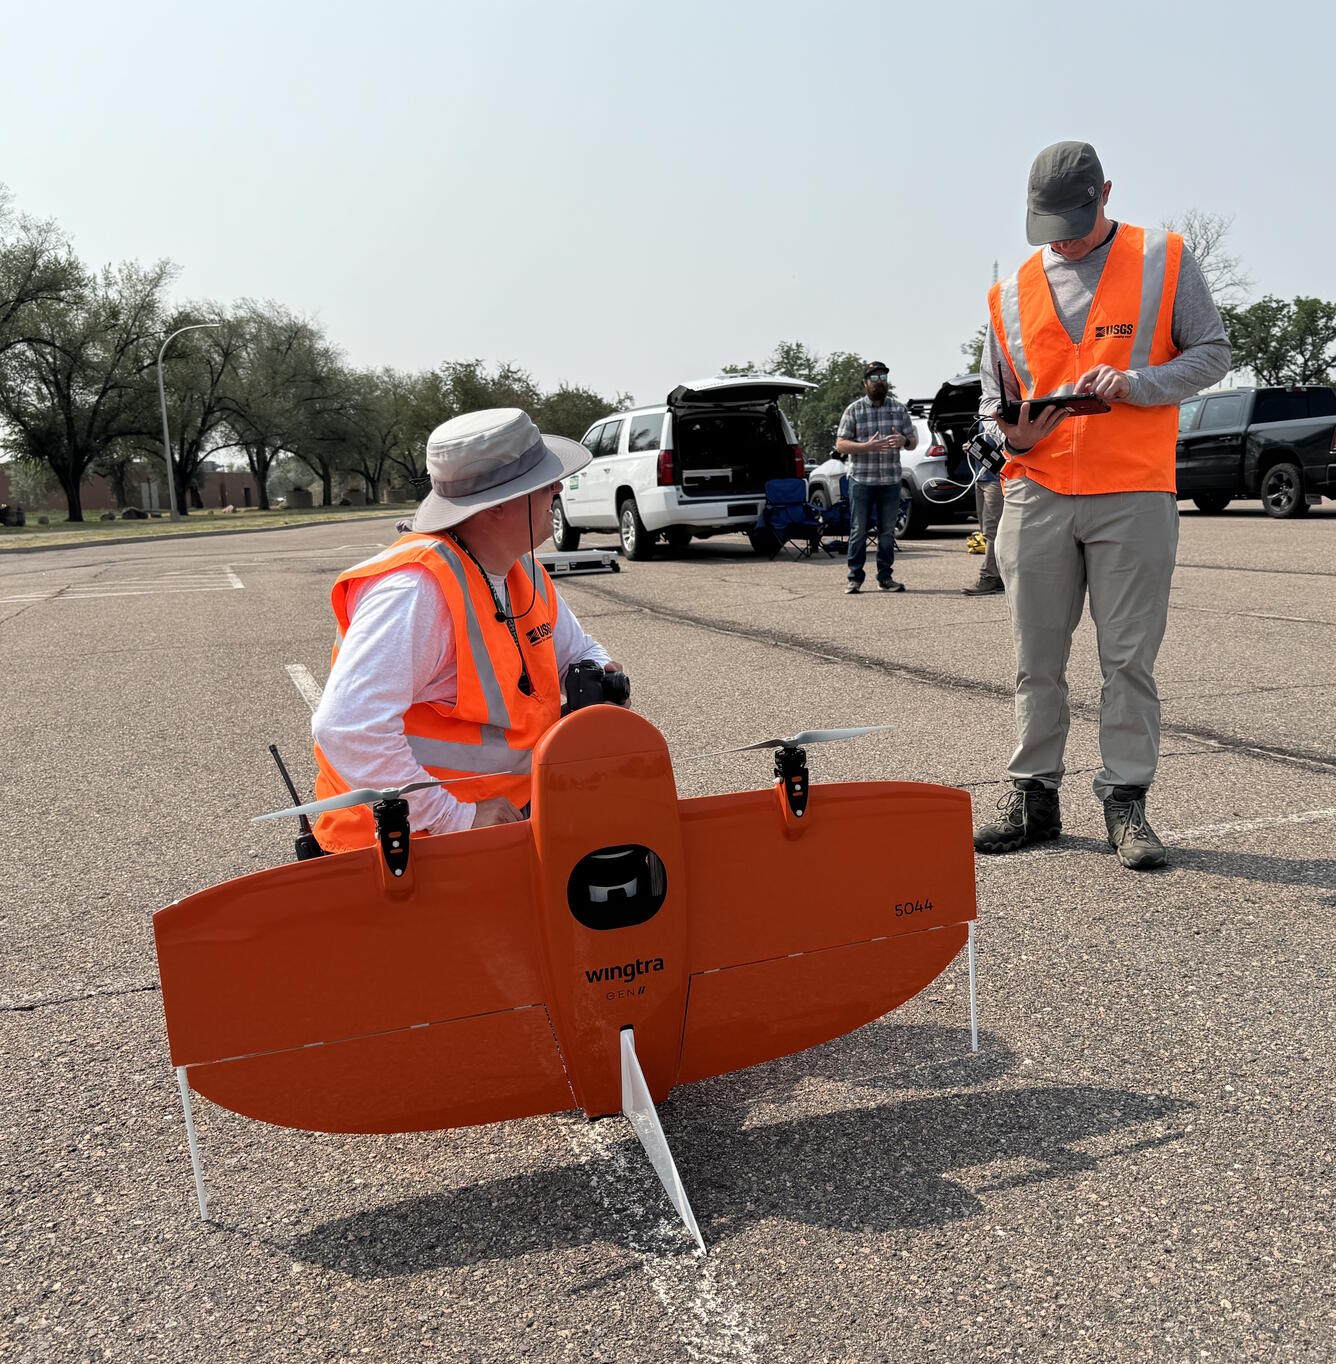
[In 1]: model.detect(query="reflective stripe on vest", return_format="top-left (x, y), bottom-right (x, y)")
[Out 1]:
top-left (987, 224), bottom-right (1183, 495)
top-left (312, 533), bottom-right (561, 852)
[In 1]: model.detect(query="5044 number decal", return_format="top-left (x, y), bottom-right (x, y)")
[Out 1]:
top-left (894, 899), bottom-right (934, 918)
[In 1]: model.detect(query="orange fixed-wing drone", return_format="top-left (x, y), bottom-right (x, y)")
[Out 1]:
top-left (153, 706), bottom-right (978, 1251)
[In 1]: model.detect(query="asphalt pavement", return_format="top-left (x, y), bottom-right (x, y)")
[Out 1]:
top-left (2, 505), bottom-right (1333, 1363)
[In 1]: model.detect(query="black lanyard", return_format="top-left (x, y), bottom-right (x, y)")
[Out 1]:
top-left (445, 535), bottom-right (534, 697)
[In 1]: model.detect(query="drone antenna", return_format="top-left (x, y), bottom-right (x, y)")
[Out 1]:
top-left (267, 744), bottom-right (326, 860)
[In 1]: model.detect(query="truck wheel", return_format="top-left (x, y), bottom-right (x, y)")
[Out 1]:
top-left (808, 486), bottom-right (828, 512)
top-left (1259, 462), bottom-right (1307, 519)
top-left (551, 499), bottom-right (580, 550)
top-left (1192, 494), bottom-right (1231, 514)
top-left (618, 498), bottom-right (654, 559)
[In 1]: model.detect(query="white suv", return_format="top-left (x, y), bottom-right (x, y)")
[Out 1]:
top-left (551, 374), bottom-right (814, 560)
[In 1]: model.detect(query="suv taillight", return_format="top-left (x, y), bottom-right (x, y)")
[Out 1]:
top-left (656, 448), bottom-right (674, 486)
top-left (792, 445), bottom-right (805, 479)
top-left (929, 443), bottom-right (946, 459)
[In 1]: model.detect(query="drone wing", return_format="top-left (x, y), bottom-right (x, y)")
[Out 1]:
top-left (153, 823), bottom-right (573, 1133)
top-left (673, 780), bottom-right (976, 1084)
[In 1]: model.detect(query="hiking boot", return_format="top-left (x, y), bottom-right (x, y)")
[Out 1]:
top-left (878, 575), bottom-right (905, 593)
top-left (962, 574), bottom-right (1004, 596)
top-left (844, 581), bottom-right (862, 594)
top-left (1103, 786), bottom-right (1168, 870)
top-left (973, 779), bottom-right (1061, 854)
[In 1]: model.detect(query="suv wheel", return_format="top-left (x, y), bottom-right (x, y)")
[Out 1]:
top-left (1259, 462), bottom-right (1308, 519)
top-left (894, 484), bottom-right (927, 538)
top-left (551, 499), bottom-right (580, 550)
top-left (618, 498), bottom-right (654, 560)
top-left (808, 486), bottom-right (828, 512)
top-left (1192, 494), bottom-right (1231, 514)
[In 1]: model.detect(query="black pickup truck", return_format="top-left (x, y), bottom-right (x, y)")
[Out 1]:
top-left (1176, 385), bottom-right (1336, 517)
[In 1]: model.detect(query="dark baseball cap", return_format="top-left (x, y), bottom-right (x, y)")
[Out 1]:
top-left (1026, 141), bottom-right (1105, 246)
top-left (863, 361), bottom-right (889, 379)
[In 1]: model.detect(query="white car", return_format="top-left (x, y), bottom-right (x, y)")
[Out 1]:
top-left (805, 419), bottom-right (976, 538)
top-left (552, 375), bottom-right (814, 560)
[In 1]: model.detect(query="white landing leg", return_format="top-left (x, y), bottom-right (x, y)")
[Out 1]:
top-left (967, 920), bottom-right (979, 1054)
top-left (620, 1028), bottom-right (705, 1252)
top-left (175, 1067), bottom-right (209, 1220)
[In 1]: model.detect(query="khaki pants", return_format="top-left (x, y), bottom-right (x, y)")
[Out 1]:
top-left (974, 479), bottom-right (1004, 580)
top-left (994, 478), bottom-right (1178, 801)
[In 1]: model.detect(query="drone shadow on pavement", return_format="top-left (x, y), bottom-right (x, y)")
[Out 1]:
top-left (285, 1023), bottom-right (1191, 1277)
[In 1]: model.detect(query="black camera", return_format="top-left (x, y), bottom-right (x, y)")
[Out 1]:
top-left (563, 660), bottom-right (631, 713)
top-left (965, 426), bottom-right (1007, 476)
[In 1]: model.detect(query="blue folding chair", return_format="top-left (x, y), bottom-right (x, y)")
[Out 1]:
top-left (750, 478), bottom-right (826, 559)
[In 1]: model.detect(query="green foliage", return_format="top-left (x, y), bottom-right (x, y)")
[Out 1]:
top-left (1222, 295), bottom-right (1336, 385)
top-left (0, 187), bottom-right (83, 357)
top-left (722, 342), bottom-right (870, 460)
top-left (792, 351), bottom-right (867, 460)
top-left (534, 384), bottom-right (615, 439)
top-left (1, 455), bottom-right (58, 505)
top-left (0, 258), bottom-right (172, 519)
top-left (960, 324), bottom-right (987, 373)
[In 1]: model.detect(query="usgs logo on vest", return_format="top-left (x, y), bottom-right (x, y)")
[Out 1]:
top-left (1095, 323), bottom-right (1135, 339)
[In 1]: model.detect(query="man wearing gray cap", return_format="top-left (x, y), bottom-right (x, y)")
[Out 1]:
top-left (309, 408), bottom-right (626, 853)
top-left (972, 141), bottom-right (1229, 870)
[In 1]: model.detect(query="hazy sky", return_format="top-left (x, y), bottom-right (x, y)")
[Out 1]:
top-left (3, 0), bottom-right (1332, 411)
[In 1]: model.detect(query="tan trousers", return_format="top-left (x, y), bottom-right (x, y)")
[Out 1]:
top-left (994, 478), bottom-right (1179, 801)
top-left (974, 480), bottom-right (1004, 580)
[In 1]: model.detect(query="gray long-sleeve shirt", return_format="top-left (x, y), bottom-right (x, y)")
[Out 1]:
top-left (980, 224), bottom-right (1231, 429)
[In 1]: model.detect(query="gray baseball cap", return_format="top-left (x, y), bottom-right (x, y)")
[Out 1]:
top-left (1026, 141), bottom-right (1105, 246)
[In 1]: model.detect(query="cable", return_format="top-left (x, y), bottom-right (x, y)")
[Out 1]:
top-left (917, 419), bottom-right (989, 507)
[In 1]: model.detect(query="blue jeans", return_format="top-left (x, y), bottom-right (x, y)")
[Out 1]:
top-left (847, 480), bottom-right (899, 584)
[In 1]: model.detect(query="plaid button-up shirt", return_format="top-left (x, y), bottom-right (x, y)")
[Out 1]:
top-left (837, 395), bottom-right (916, 486)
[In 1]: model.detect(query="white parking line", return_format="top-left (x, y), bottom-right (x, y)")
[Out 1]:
top-left (285, 664), bottom-right (324, 714)
top-left (1162, 807), bottom-right (1336, 842)
top-left (0, 566), bottom-right (245, 602)
top-left (560, 1116), bottom-right (759, 1361)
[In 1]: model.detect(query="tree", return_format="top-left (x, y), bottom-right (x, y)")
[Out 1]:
top-left (1222, 295), bottom-right (1336, 385)
top-left (103, 303), bottom-right (243, 513)
top-left (325, 367), bottom-right (418, 504)
top-left (1161, 208), bottom-right (1251, 308)
top-left (960, 324), bottom-right (987, 373)
top-left (0, 187), bottom-right (83, 357)
top-left (533, 383), bottom-right (618, 440)
top-left (221, 303), bottom-right (345, 508)
top-left (790, 351), bottom-right (867, 460)
top-left (0, 259), bottom-right (172, 520)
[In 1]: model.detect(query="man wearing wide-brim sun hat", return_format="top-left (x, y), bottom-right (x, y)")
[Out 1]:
top-left (310, 408), bottom-right (628, 853)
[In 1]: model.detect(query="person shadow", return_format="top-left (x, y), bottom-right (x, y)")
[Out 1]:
top-left (1023, 835), bottom-right (1336, 892)
top-left (283, 1023), bottom-right (1189, 1277)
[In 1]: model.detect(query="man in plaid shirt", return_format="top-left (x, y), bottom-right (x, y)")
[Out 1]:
top-left (835, 361), bottom-right (918, 593)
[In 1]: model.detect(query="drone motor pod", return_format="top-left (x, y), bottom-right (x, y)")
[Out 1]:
top-left (373, 798), bottom-right (414, 892)
top-left (773, 745), bottom-right (810, 834)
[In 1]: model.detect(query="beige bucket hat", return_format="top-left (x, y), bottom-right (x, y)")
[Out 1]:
top-left (411, 408), bottom-right (591, 534)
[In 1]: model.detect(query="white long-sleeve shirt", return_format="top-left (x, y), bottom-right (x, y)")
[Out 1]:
top-left (311, 563), bottom-right (609, 834)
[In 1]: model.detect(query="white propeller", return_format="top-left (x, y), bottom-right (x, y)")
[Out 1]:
top-left (253, 776), bottom-right (479, 824)
top-left (705, 725), bottom-right (891, 756)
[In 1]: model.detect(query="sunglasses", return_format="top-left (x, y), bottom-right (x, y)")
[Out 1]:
top-left (866, 373), bottom-right (889, 382)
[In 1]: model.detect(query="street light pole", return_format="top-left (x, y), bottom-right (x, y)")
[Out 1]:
top-left (158, 322), bottom-right (221, 522)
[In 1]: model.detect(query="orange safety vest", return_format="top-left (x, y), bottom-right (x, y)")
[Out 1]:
top-left (987, 223), bottom-right (1183, 495)
top-left (312, 533), bottom-right (562, 853)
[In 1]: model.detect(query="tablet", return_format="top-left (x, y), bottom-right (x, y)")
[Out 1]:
top-left (998, 392), bottom-right (1112, 423)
